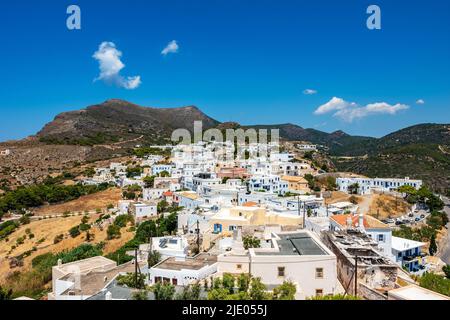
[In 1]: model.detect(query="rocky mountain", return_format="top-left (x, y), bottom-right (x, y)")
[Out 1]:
top-left (37, 99), bottom-right (220, 145)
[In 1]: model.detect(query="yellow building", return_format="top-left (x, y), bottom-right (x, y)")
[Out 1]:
top-left (209, 206), bottom-right (302, 236)
top-left (281, 175), bottom-right (310, 193)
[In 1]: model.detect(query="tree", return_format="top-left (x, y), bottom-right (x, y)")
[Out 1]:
top-left (443, 265), bottom-right (450, 279)
top-left (419, 272), bottom-right (450, 296)
top-left (349, 195), bottom-right (358, 205)
top-left (0, 286), bottom-right (12, 300)
top-left (69, 226), bottom-right (80, 238)
top-left (429, 234), bottom-right (437, 256)
top-left (249, 277), bottom-right (269, 300)
top-left (157, 200), bottom-right (169, 214)
top-left (116, 272), bottom-right (146, 289)
top-left (152, 282), bottom-right (175, 300)
top-left (159, 170), bottom-right (170, 178)
top-left (132, 290), bottom-right (149, 300)
top-left (176, 282), bottom-right (201, 300)
top-left (107, 224), bottom-right (121, 240)
top-left (348, 183), bottom-right (360, 195)
top-left (272, 281), bottom-right (296, 300)
top-left (148, 250), bottom-right (161, 267)
top-left (325, 176), bottom-right (337, 191)
top-left (81, 215), bottom-right (89, 224)
top-left (243, 236), bottom-right (261, 250)
top-left (143, 176), bottom-right (155, 188)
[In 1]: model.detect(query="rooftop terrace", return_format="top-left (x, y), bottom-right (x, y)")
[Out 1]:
top-left (254, 232), bottom-right (328, 256)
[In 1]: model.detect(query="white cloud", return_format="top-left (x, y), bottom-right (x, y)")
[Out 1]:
top-left (416, 99), bottom-right (425, 105)
top-left (314, 97), bottom-right (409, 122)
top-left (303, 89), bottom-right (318, 95)
top-left (314, 97), bottom-right (356, 115)
top-left (92, 41), bottom-right (141, 90)
top-left (161, 40), bottom-right (179, 56)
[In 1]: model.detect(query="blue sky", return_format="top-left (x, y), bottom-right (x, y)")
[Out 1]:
top-left (0, 0), bottom-right (449, 141)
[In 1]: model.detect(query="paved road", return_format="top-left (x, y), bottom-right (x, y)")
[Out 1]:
top-left (439, 197), bottom-right (450, 264)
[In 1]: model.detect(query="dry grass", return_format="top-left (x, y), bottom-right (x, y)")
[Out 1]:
top-left (325, 191), bottom-right (363, 204)
top-left (33, 187), bottom-right (122, 216)
top-left (367, 194), bottom-right (410, 219)
top-left (0, 213), bottom-right (133, 284)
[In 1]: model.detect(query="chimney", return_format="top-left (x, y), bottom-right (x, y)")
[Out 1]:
top-left (57, 259), bottom-right (62, 266)
top-left (105, 291), bottom-right (112, 300)
top-left (346, 215), bottom-right (353, 228)
top-left (358, 213), bottom-right (365, 231)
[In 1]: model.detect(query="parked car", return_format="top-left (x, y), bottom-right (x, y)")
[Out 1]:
top-left (415, 217), bottom-right (421, 222)
top-left (408, 213), bottom-right (414, 217)
top-left (395, 220), bottom-right (404, 225)
top-left (420, 214), bottom-right (425, 219)
top-left (386, 219), bottom-right (395, 224)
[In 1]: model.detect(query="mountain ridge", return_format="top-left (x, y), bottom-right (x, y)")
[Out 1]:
top-left (7, 99), bottom-right (450, 192)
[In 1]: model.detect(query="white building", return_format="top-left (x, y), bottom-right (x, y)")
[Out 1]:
top-left (391, 236), bottom-right (426, 273)
top-left (118, 200), bottom-right (133, 215)
top-left (248, 174), bottom-right (288, 195)
top-left (143, 188), bottom-right (168, 200)
top-left (297, 144), bottom-right (317, 151)
top-left (269, 153), bottom-right (294, 162)
top-left (174, 191), bottom-right (204, 211)
top-left (336, 177), bottom-right (423, 195)
top-left (151, 164), bottom-right (173, 176)
top-left (217, 230), bottom-right (339, 299)
top-left (192, 173), bottom-right (222, 194)
top-left (129, 202), bottom-right (158, 220)
top-left (140, 236), bottom-right (189, 260)
top-left (0, 149), bottom-right (11, 156)
top-left (148, 253), bottom-right (217, 286)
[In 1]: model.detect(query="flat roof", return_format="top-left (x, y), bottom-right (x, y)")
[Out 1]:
top-left (153, 253), bottom-right (217, 271)
top-left (255, 233), bottom-right (328, 256)
top-left (392, 236), bottom-right (425, 251)
top-left (56, 256), bottom-right (116, 274)
top-left (389, 285), bottom-right (449, 300)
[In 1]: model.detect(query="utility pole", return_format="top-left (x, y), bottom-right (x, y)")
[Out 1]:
top-left (303, 202), bottom-right (306, 229)
top-left (196, 219), bottom-right (200, 253)
top-left (354, 255), bottom-right (358, 297)
top-left (134, 248), bottom-right (138, 289)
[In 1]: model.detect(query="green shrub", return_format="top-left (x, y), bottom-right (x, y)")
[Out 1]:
top-left (69, 226), bottom-right (80, 238)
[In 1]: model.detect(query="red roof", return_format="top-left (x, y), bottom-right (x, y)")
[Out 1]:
top-left (163, 191), bottom-right (173, 197)
top-left (242, 201), bottom-right (258, 207)
top-left (330, 214), bottom-right (389, 229)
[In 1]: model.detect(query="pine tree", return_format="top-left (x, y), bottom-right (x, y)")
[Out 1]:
top-left (429, 234), bottom-right (437, 256)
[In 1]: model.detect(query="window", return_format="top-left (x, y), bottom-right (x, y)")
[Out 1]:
top-left (236, 264), bottom-right (242, 270)
top-left (315, 268), bottom-right (324, 279)
top-left (315, 289), bottom-right (323, 297)
top-left (278, 266), bottom-right (285, 277)
top-left (378, 234), bottom-right (385, 242)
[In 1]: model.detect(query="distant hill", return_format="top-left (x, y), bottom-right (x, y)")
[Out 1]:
top-left (333, 124), bottom-right (450, 193)
top-left (37, 99), bottom-right (220, 145)
top-left (27, 100), bottom-right (450, 192)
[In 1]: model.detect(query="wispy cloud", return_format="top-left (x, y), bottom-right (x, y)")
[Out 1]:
top-left (161, 40), bottom-right (179, 56)
top-left (93, 42), bottom-right (141, 90)
top-left (314, 97), bottom-right (409, 122)
top-left (303, 89), bottom-right (318, 95)
top-left (416, 99), bottom-right (425, 105)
